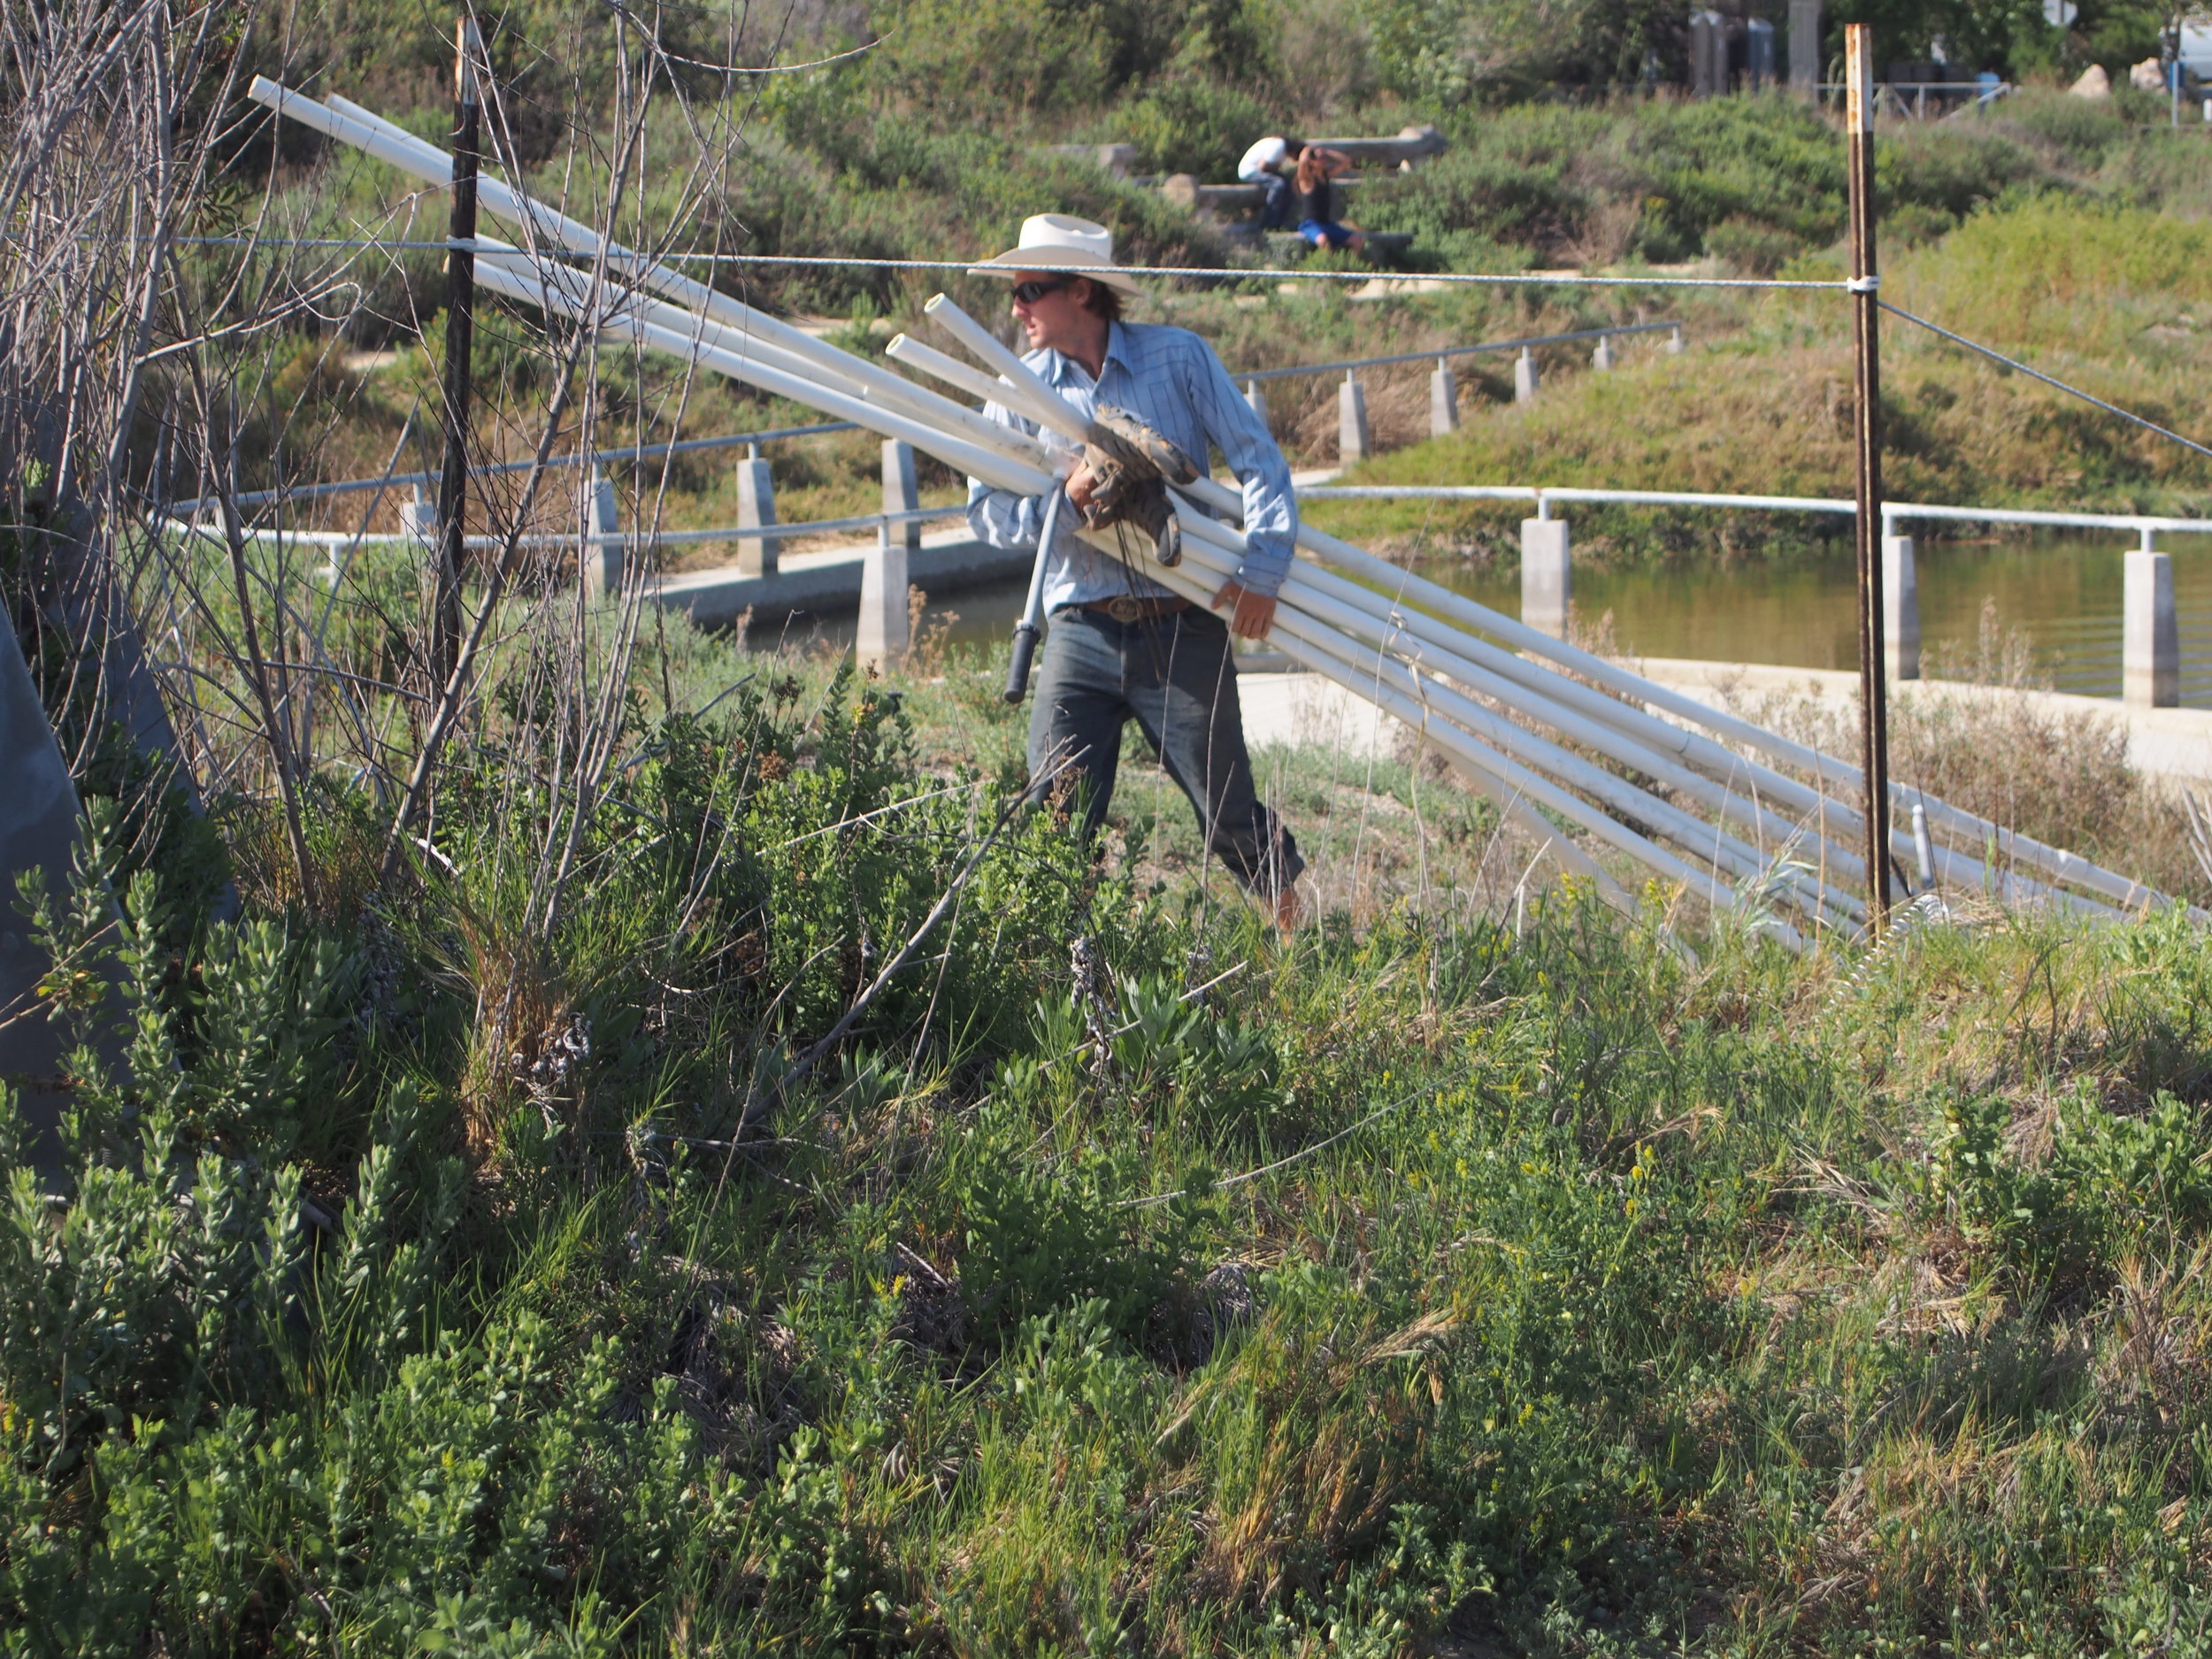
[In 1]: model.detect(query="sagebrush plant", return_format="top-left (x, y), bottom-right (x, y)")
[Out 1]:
top-left (10, 634), bottom-right (2212, 1653)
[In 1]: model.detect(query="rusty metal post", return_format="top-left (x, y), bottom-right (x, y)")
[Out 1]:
top-left (1847, 23), bottom-right (1893, 930)
top-left (433, 16), bottom-right (482, 693)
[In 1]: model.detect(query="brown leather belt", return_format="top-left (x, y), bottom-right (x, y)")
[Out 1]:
top-left (1080, 595), bottom-right (1190, 624)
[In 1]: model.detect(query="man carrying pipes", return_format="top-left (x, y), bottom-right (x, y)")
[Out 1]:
top-left (964, 214), bottom-right (1305, 931)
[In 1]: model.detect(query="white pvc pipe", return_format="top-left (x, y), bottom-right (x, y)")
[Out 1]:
top-left (472, 241), bottom-right (1047, 470)
top-left (1168, 522), bottom-right (1853, 929)
top-left (1165, 504), bottom-right (2127, 920)
top-left (881, 334), bottom-right (1088, 464)
top-left (1238, 499), bottom-right (2166, 912)
top-left (921, 295), bottom-right (1093, 446)
top-left (1179, 516), bottom-right (1867, 884)
top-left (257, 80), bottom-right (1045, 472)
top-left (468, 257), bottom-right (1055, 497)
top-left (1141, 550), bottom-right (1807, 952)
top-left (915, 288), bottom-right (2152, 918)
top-left (1121, 550), bottom-right (1648, 918)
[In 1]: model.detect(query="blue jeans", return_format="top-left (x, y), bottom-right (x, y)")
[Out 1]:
top-left (1256, 172), bottom-right (1291, 230)
top-left (1028, 606), bottom-right (1302, 899)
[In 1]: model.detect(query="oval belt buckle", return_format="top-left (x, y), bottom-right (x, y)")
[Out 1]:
top-left (1106, 596), bottom-right (1143, 624)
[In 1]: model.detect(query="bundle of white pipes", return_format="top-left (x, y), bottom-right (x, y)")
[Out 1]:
top-left (249, 76), bottom-right (2195, 947)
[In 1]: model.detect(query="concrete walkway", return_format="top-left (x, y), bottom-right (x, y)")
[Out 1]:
top-left (1233, 657), bottom-right (2212, 783)
top-left (649, 522), bottom-right (1026, 629)
top-left (1636, 658), bottom-right (2212, 784)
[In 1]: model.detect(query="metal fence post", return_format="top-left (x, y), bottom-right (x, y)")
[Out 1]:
top-left (2126, 536), bottom-right (2179, 708)
top-left (857, 518), bottom-right (910, 670)
top-left (1591, 335), bottom-right (1616, 372)
top-left (585, 467), bottom-right (622, 601)
top-left (1883, 531), bottom-right (1918, 680)
top-left (735, 441), bottom-right (779, 578)
top-left (1514, 349), bottom-right (1540, 405)
top-left (432, 15), bottom-right (483, 693)
top-left (1429, 359), bottom-right (1459, 436)
top-left (1339, 373), bottom-right (1371, 465)
top-left (1521, 513), bottom-right (1571, 635)
top-left (882, 439), bottom-right (921, 553)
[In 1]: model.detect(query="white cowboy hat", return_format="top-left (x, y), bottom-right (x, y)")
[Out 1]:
top-left (971, 213), bottom-right (1144, 298)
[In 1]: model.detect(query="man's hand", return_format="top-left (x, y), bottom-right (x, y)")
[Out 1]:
top-left (1211, 580), bottom-right (1278, 641)
top-left (1064, 459), bottom-right (1099, 517)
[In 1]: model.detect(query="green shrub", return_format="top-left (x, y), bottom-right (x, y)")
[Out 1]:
top-left (1118, 75), bottom-right (1278, 178)
top-left (1938, 1088), bottom-right (2212, 1287)
top-left (947, 1099), bottom-right (1211, 1332)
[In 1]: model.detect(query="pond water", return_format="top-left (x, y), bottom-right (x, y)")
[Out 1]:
top-left (772, 535), bottom-right (2212, 709)
top-left (1407, 535), bottom-right (2212, 707)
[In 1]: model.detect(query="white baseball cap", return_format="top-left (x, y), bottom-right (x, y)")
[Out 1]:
top-left (971, 213), bottom-right (1143, 298)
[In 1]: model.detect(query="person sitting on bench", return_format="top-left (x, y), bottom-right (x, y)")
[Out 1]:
top-left (1292, 144), bottom-right (1363, 253)
top-left (1236, 134), bottom-right (1304, 231)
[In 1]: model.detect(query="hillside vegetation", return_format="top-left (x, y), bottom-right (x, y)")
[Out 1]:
top-left (234, 48), bottom-right (2212, 555)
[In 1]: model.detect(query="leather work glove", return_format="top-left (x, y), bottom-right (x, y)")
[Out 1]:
top-left (1073, 404), bottom-right (1199, 568)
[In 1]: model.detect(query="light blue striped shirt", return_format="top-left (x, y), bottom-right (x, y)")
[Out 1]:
top-left (964, 320), bottom-right (1298, 611)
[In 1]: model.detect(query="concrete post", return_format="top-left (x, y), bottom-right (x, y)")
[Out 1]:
top-left (1245, 379), bottom-right (1269, 426)
top-left (584, 467), bottom-right (623, 601)
top-left (1521, 516), bottom-right (1571, 636)
top-left (882, 439), bottom-right (921, 553)
top-left (735, 443), bottom-right (779, 578)
top-left (1338, 374), bottom-right (1371, 466)
top-left (400, 486), bottom-right (436, 543)
top-left (1668, 326), bottom-right (1685, 356)
top-left (2125, 542), bottom-right (2179, 708)
top-left (1591, 335), bottom-right (1616, 372)
top-left (856, 520), bottom-right (910, 671)
top-left (1429, 361), bottom-right (1459, 436)
top-left (1883, 533), bottom-right (1919, 680)
top-left (1514, 349), bottom-right (1540, 405)
top-left (1788, 0), bottom-right (1824, 95)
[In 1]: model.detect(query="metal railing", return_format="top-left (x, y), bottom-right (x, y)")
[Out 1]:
top-left (173, 419), bottom-right (856, 512)
top-left (162, 503), bottom-right (964, 553)
top-left (1298, 483), bottom-right (2212, 541)
top-left (1237, 321), bottom-right (1681, 384)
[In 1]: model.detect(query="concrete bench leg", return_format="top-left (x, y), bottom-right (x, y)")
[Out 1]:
top-left (2126, 546), bottom-right (2178, 708)
top-left (1521, 518), bottom-right (1570, 635)
top-left (1884, 534), bottom-right (1918, 680)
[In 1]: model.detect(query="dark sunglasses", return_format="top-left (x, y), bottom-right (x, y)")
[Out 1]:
top-left (1010, 277), bottom-right (1072, 305)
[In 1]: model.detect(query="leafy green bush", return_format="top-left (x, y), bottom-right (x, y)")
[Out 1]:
top-left (1939, 1088), bottom-right (2212, 1286)
top-left (948, 1099), bottom-right (1211, 1332)
top-left (1118, 75), bottom-right (1278, 178)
